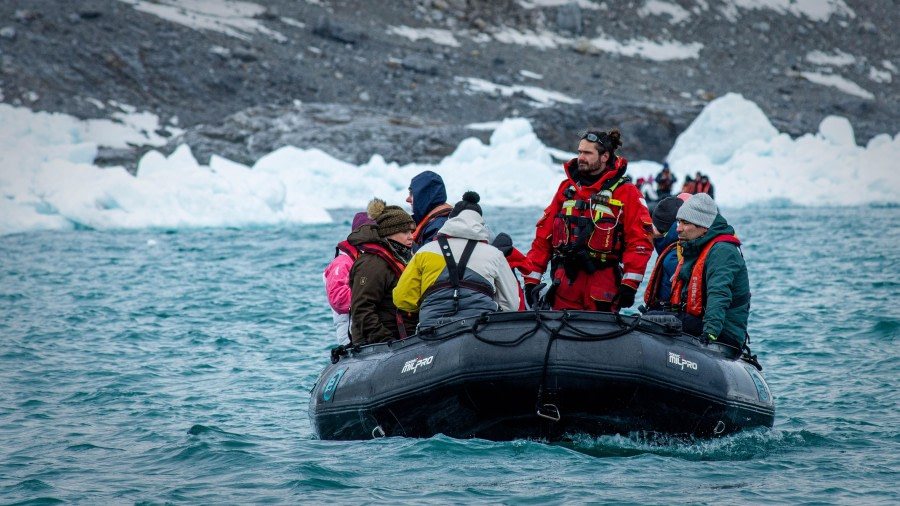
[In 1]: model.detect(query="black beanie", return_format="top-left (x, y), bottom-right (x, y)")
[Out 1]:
top-left (449, 191), bottom-right (482, 218)
top-left (491, 232), bottom-right (514, 257)
top-left (651, 196), bottom-right (684, 234)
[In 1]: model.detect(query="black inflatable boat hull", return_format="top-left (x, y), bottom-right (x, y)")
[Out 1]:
top-left (309, 311), bottom-right (774, 441)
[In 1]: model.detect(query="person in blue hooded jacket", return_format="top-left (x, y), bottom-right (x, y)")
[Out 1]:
top-left (642, 195), bottom-right (688, 310)
top-left (406, 170), bottom-right (452, 252)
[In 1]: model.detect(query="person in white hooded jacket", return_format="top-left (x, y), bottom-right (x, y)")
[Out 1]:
top-left (393, 191), bottom-right (520, 328)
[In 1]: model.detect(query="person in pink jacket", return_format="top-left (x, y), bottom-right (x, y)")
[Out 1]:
top-left (324, 211), bottom-right (375, 345)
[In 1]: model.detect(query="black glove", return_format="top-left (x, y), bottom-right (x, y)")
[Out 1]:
top-left (524, 282), bottom-right (546, 308)
top-left (613, 284), bottom-right (636, 309)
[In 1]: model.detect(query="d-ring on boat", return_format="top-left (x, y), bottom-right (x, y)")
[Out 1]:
top-left (309, 310), bottom-right (774, 441)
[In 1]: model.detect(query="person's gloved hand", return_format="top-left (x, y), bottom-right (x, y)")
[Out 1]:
top-left (613, 284), bottom-right (636, 309)
top-left (524, 282), bottom-right (546, 308)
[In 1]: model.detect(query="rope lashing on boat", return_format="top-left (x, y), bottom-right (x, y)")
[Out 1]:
top-left (533, 310), bottom-right (643, 422)
top-left (535, 311), bottom-right (565, 422)
top-left (468, 311), bottom-right (545, 347)
top-left (415, 313), bottom-right (542, 345)
top-left (741, 331), bottom-right (763, 371)
top-left (425, 310), bottom-right (645, 346)
top-left (551, 310), bottom-right (643, 342)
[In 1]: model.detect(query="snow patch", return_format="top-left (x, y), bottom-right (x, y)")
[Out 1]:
top-left (805, 49), bottom-right (856, 66)
top-left (387, 25), bottom-right (460, 47)
top-left (519, 70), bottom-right (544, 80)
top-left (638, 0), bottom-right (692, 24)
top-left (491, 27), bottom-right (562, 50)
top-left (800, 71), bottom-right (874, 100)
top-left (586, 36), bottom-right (703, 61)
top-left (868, 67), bottom-right (892, 84)
top-left (517, 0), bottom-right (600, 9)
top-left (117, 0), bottom-right (285, 42)
top-left (722, 0), bottom-right (855, 22)
top-left (457, 77), bottom-right (582, 106)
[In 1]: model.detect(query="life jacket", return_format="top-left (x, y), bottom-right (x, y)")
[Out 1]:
top-left (643, 241), bottom-right (678, 308)
top-left (670, 235), bottom-right (741, 316)
top-left (694, 180), bottom-right (712, 195)
top-left (357, 241), bottom-right (412, 338)
top-left (334, 240), bottom-right (360, 260)
top-left (682, 181), bottom-right (696, 194)
top-left (412, 204), bottom-right (452, 248)
top-left (550, 169), bottom-right (629, 267)
top-left (357, 243), bottom-right (406, 278)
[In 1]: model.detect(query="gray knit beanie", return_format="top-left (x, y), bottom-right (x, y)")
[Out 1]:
top-left (676, 193), bottom-right (718, 228)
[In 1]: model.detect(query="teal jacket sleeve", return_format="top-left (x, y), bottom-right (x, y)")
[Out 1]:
top-left (701, 243), bottom-right (743, 338)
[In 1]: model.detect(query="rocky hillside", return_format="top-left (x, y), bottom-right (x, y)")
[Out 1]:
top-left (1, 0), bottom-right (896, 171)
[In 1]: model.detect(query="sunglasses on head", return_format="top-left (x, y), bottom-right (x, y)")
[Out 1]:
top-left (581, 131), bottom-right (608, 151)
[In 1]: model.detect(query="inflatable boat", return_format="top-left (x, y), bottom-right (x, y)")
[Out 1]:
top-left (309, 310), bottom-right (774, 441)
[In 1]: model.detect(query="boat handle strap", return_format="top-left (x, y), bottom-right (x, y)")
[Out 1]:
top-left (536, 404), bottom-right (561, 422)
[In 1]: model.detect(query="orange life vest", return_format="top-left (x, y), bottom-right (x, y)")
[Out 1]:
top-left (670, 235), bottom-right (741, 316)
top-left (694, 180), bottom-right (712, 194)
top-left (412, 204), bottom-right (452, 247)
top-left (643, 241), bottom-right (678, 307)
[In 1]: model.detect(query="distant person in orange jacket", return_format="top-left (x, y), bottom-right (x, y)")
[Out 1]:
top-left (681, 174), bottom-right (696, 194)
top-left (694, 174), bottom-right (715, 199)
top-left (655, 162), bottom-right (677, 198)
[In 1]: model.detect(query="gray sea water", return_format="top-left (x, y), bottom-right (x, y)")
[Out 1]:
top-left (2, 206), bottom-right (898, 504)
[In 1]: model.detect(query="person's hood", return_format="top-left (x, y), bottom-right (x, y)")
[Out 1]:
top-left (346, 223), bottom-right (382, 247)
top-left (436, 210), bottom-right (489, 241)
top-left (680, 213), bottom-right (737, 256)
top-left (409, 171), bottom-right (447, 223)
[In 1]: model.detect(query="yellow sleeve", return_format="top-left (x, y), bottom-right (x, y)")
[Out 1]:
top-left (393, 253), bottom-right (425, 313)
top-left (393, 250), bottom-right (446, 313)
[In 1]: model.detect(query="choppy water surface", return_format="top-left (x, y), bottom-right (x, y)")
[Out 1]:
top-left (2, 207), bottom-right (898, 504)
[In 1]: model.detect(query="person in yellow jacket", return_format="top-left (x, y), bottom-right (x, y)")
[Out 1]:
top-left (393, 191), bottom-right (520, 329)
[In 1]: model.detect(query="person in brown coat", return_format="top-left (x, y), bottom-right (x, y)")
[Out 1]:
top-left (348, 198), bottom-right (418, 345)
